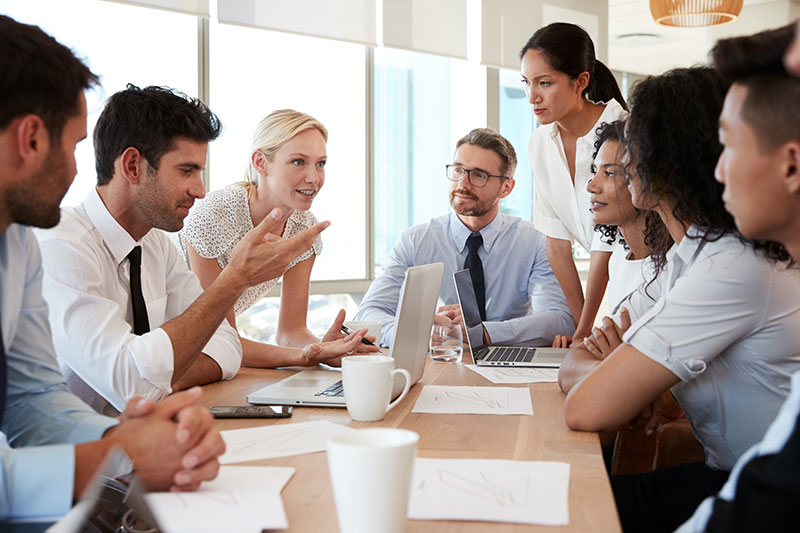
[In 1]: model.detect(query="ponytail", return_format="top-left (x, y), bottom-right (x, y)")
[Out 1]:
top-left (520, 22), bottom-right (627, 110)
top-left (591, 60), bottom-right (628, 110)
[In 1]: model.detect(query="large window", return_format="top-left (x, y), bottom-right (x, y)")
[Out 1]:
top-left (0, 0), bottom-right (198, 207)
top-left (372, 47), bottom-right (486, 274)
top-left (208, 22), bottom-right (367, 282)
top-left (497, 68), bottom-right (535, 222)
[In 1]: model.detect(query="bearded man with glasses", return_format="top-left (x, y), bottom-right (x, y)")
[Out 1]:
top-left (355, 128), bottom-right (573, 348)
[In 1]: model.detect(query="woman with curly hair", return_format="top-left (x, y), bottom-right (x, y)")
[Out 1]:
top-left (557, 67), bottom-right (800, 533)
top-left (586, 119), bottom-right (662, 313)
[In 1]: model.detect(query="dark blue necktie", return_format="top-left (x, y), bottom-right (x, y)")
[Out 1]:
top-left (127, 246), bottom-right (150, 335)
top-left (464, 232), bottom-right (486, 321)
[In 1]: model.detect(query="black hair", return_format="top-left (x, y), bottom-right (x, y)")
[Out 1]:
top-left (625, 67), bottom-right (790, 275)
top-left (94, 84), bottom-right (222, 185)
top-left (0, 15), bottom-right (98, 140)
top-left (712, 23), bottom-right (800, 152)
top-left (591, 120), bottom-right (628, 248)
top-left (520, 22), bottom-right (627, 111)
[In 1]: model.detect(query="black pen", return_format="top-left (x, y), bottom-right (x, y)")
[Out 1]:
top-left (341, 324), bottom-right (377, 346)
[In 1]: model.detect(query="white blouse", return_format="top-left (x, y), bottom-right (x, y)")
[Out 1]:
top-left (173, 185), bottom-right (323, 315)
top-left (529, 99), bottom-right (626, 252)
top-left (607, 245), bottom-right (656, 314)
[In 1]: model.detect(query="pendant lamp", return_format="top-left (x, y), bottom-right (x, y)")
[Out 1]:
top-left (650, 0), bottom-right (743, 27)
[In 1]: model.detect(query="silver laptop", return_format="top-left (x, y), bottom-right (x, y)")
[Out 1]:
top-left (247, 262), bottom-right (445, 407)
top-left (453, 269), bottom-right (568, 367)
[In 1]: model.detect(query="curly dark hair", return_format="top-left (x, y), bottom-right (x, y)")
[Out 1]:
top-left (94, 84), bottom-right (222, 186)
top-left (591, 120), bottom-right (628, 249)
top-left (625, 67), bottom-right (791, 275)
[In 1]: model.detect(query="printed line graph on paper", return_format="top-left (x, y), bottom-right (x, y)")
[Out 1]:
top-left (488, 367), bottom-right (556, 379)
top-left (435, 389), bottom-right (511, 410)
top-left (416, 468), bottom-right (532, 509)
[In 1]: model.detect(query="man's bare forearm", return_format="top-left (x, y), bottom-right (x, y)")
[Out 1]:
top-left (172, 354), bottom-right (223, 390)
top-left (161, 268), bottom-right (247, 380)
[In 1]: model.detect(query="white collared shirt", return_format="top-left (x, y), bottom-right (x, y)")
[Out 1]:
top-left (529, 99), bottom-right (626, 252)
top-left (36, 189), bottom-right (242, 411)
top-left (620, 229), bottom-right (800, 471)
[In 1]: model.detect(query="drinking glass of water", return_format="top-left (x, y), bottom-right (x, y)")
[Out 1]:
top-left (429, 324), bottom-right (463, 363)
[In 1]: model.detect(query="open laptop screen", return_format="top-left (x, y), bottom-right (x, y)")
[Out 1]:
top-left (453, 269), bottom-right (487, 353)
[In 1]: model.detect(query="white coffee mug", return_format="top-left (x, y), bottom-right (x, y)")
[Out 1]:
top-left (328, 428), bottom-right (419, 533)
top-left (343, 320), bottom-right (382, 344)
top-left (341, 355), bottom-right (411, 422)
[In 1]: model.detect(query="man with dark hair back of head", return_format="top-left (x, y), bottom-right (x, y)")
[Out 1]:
top-left (676, 22), bottom-right (800, 533)
top-left (354, 127), bottom-right (573, 348)
top-left (0, 14), bottom-right (227, 519)
top-left (36, 83), bottom-right (332, 414)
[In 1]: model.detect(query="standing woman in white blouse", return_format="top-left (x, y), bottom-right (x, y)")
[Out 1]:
top-left (520, 23), bottom-right (628, 346)
top-left (174, 109), bottom-right (377, 367)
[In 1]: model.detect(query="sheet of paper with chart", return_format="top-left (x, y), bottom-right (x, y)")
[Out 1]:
top-left (219, 420), bottom-right (358, 464)
top-left (465, 364), bottom-right (559, 384)
top-left (145, 490), bottom-right (288, 532)
top-left (411, 385), bottom-right (533, 415)
top-left (407, 458), bottom-right (570, 526)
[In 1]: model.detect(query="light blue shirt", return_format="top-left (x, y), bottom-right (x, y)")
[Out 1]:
top-left (355, 212), bottom-right (573, 347)
top-left (676, 371), bottom-right (800, 532)
top-left (0, 225), bottom-right (116, 519)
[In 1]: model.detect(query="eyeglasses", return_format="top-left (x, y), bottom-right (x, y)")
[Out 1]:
top-left (445, 165), bottom-right (509, 187)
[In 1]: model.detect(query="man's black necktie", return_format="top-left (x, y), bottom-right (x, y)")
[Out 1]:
top-left (464, 232), bottom-right (486, 321)
top-left (127, 246), bottom-right (150, 335)
top-left (0, 310), bottom-right (7, 428)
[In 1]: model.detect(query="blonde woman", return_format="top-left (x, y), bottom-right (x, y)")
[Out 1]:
top-left (174, 109), bottom-right (377, 367)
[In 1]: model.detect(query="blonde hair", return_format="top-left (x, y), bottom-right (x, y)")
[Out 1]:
top-left (236, 109), bottom-right (328, 200)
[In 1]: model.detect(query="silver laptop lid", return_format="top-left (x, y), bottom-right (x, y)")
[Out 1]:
top-left (388, 262), bottom-right (444, 396)
top-left (453, 269), bottom-right (486, 355)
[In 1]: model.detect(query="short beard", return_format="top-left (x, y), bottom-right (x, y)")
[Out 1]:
top-left (136, 165), bottom-right (189, 233)
top-left (6, 147), bottom-right (68, 229)
top-left (450, 189), bottom-right (491, 217)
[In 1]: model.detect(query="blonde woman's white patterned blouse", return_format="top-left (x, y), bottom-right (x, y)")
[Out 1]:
top-left (172, 185), bottom-right (322, 315)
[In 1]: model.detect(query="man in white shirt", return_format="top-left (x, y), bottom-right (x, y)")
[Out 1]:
top-left (37, 85), bottom-right (329, 414)
top-left (0, 14), bottom-right (224, 518)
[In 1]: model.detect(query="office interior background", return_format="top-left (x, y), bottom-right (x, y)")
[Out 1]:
top-left (4, 0), bottom-right (797, 343)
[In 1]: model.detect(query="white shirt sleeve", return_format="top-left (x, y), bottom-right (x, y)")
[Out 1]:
top-left (160, 234), bottom-right (242, 381)
top-left (530, 133), bottom-right (574, 242)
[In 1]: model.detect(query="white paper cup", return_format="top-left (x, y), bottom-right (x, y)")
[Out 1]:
top-left (328, 428), bottom-right (419, 533)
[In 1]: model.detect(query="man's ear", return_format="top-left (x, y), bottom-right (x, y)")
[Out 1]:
top-left (118, 147), bottom-right (145, 185)
top-left (16, 114), bottom-right (50, 164)
top-left (783, 141), bottom-right (800, 196)
top-left (499, 177), bottom-right (516, 199)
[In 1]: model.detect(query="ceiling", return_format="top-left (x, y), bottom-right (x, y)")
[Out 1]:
top-left (608, 0), bottom-right (796, 75)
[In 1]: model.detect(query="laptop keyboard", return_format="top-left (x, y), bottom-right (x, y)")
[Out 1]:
top-left (485, 346), bottom-right (536, 363)
top-left (314, 380), bottom-right (344, 397)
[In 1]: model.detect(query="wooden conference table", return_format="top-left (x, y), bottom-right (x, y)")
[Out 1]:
top-left (200, 355), bottom-right (622, 532)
